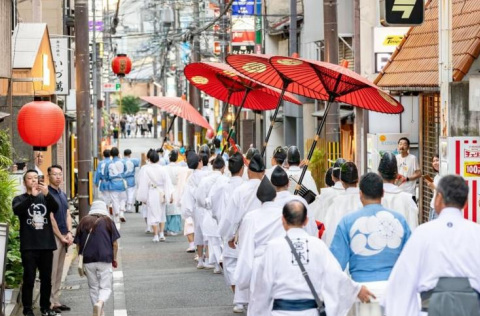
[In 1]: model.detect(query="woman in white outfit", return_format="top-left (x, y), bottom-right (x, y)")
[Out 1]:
top-left (74, 201), bottom-right (120, 316)
top-left (137, 151), bottom-right (174, 242)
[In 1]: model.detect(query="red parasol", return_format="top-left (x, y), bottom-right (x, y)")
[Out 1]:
top-left (226, 54), bottom-right (329, 157)
top-left (266, 56), bottom-right (404, 195)
top-left (141, 95), bottom-right (213, 148)
top-left (184, 62), bottom-right (301, 155)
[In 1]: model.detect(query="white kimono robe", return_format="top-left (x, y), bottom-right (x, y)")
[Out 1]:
top-left (136, 162), bottom-right (150, 218)
top-left (311, 181), bottom-right (345, 222)
top-left (382, 183), bottom-right (418, 230)
top-left (181, 169), bottom-right (209, 245)
top-left (165, 162), bottom-right (186, 216)
top-left (383, 207), bottom-right (480, 316)
top-left (136, 164), bottom-right (173, 226)
top-left (286, 166), bottom-right (319, 195)
top-left (250, 228), bottom-right (361, 316)
top-left (274, 191), bottom-right (318, 237)
top-left (323, 187), bottom-right (362, 246)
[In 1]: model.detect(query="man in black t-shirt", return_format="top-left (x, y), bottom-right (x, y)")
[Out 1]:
top-left (13, 169), bottom-right (59, 316)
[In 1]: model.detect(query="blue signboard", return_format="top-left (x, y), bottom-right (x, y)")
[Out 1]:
top-left (232, 0), bottom-right (255, 16)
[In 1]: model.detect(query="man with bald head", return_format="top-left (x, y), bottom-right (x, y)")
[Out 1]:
top-left (250, 200), bottom-right (374, 316)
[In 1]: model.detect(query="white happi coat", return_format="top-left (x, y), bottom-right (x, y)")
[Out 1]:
top-left (136, 163), bottom-right (173, 225)
top-left (181, 169), bottom-right (209, 245)
top-left (250, 228), bottom-right (361, 316)
top-left (196, 171), bottom-right (225, 238)
top-left (286, 166), bottom-right (319, 195)
top-left (218, 178), bottom-right (262, 245)
top-left (323, 187), bottom-right (362, 246)
top-left (383, 208), bottom-right (480, 316)
top-left (165, 162), bottom-right (187, 216)
top-left (382, 183), bottom-right (418, 230)
top-left (311, 181), bottom-right (345, 222)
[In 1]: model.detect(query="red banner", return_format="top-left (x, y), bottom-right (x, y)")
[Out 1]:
top-left (231, 31), bottom-right (255, 43)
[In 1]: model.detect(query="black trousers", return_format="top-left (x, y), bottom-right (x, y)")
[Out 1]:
top-left (21, 250), bottom-right (54, 313)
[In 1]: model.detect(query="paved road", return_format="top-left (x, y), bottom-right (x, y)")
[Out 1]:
top-left (55, 138), bottom-right (233, 316)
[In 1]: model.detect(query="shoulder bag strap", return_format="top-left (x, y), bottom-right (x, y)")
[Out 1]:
top-left (80, 218), bottom-right (101, 255)
top-left (285, 235), bottom-right (325, 313)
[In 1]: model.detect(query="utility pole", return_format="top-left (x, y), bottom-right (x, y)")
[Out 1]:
top-left (289, 0), bottom-right (297, 55)
top-left (323, 0), bottom-right (341, 149)
top-left (353, 0), bottom-right (367, 173)
top-left (152, 3), bottom-right (159, 139)
top-left (92, 0), bottom-right (99, 163)
top-left (75, 0), bottom-right (92, 219)
top-left (439, 0), bottom-right (452, 139)
top-left (219, 0), bottom-right (229, 142)
top-left (188, 0), bottom-right (201, 148)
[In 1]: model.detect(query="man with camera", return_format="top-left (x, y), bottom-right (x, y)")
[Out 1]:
top-left (13, 169), bottom-right (60, 316)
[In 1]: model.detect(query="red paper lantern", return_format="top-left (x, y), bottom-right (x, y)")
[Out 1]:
top-left (111, 54), bottom-right (132, 77)
top-left (17, 101), bottom-right (65, 151)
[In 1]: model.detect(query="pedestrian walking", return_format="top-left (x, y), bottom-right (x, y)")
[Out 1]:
top-left (122, 149), bottom-right (140, 213)
top-left (285, 146), bottom-right (319, 195)
top-left (13, 169), bottom-right (59, 316)
top-left (47, 165), bottom-right (73, 313)
top-left (249, 200), bottom-right (374, 316)
top-left (383, 175), bottom-right (480, 316)
top-left (94, 149), bottom-right (112, 209)
top-left (74, 200), bottom-right (120, 316)
top-left (164, 149), bottom-right (185, 236)
top-left (425, 153), bottom-right (441, 220)
top-left (396, 137), bottom-right (421, 202)
top-left (105, 147), bottom-right (127, 223)
top-left (330, 173), bottom-right (411, 316)
top-left (137, 151), bottom-right (174, 242)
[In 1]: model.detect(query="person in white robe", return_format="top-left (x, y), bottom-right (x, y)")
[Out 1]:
top-left (136, 151), bottom-right (173, 242)
top-left (250, 200), bottom-right (374, 316)
top-left (311, 158), bottom-right (346, 222)
top-left (383, 175), bottom-right (480, 316)
top-left (265, 146), bottom-right (288, 179)
top-left (378, 152), bottom-right (418, 230)
top-left (195, 156), bottom-right (227, 272)
top-left (218, 152), bottom-right (265, 313)
top-left (136, 149), bottom-right (154, 233)
top-left (176, 164), bottom-right (194, 252)
top-left (105, 147), bottom-right (127, 223)
top-left (122, 149), bottom-right (140, 213)
top-left (285, 146), bottom-right (319, 196)
top-left (164, 149), bottom-right (185, 236)
top-left (330, 173), bottom-right (411, 316)
top-left (323, 162), bottom-right (362, 246)
top-left (180, 151), bottom-right (209, 266)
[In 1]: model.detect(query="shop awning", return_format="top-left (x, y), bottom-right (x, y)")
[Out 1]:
top-left (0, 111), bottom-right (10, 122)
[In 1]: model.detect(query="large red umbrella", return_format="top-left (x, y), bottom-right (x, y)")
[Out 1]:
top-left (141, 95), bottom-right (213, 148)
top-left (267, 56), bottom-right (404, 195)
top-left (226, 54), bottom-right (328, 157)
top-left (184, 62), bottom-right (301, 154)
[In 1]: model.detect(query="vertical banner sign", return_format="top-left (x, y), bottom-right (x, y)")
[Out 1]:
top-left (446, 137), bottom-right (480, 223)
top-left (50, 38), bottom-right (69, 95)
top-left (255, 0), bottom-right (262, 53)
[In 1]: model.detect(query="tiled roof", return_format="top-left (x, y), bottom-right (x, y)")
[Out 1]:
top-left (375, 0), bottom-right (480, 89)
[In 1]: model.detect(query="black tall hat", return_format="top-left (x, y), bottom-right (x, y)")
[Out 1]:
top-left (287, 146), bottom-right (301, 165)
top-left (186, 151), bottom-right (199, 170)
top-left (272, 146), bottom-right (287, 162)
top-left (332, 158), bottom-right (347, 179)
top-left (199, 144), bottom-right (210, 157)
top-left (340, 162), bottom-right (359, 184)
top-left (256, 176), bottom-right (277, 203)
top-left (169, 149), bottom-right (179, 162)
top-left (249, 153), bottom-right (266, 172)
top-left (378, 152), bottom-right (398, 180)
top-left (213, 155), bottom-right (225, 169)
top-left (246, 147), bottom-right (260, 160)
top-left (271, 166), bottom-right (289, 187)
top-left (228, 152), bottom-right (244, 174)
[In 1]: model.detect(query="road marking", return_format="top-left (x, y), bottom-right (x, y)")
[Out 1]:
top-left (113, 242), bottom-right (127, 315)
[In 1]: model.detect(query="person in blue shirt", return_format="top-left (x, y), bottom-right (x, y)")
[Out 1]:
top-left (94, 149), bottom-right (112, 207)
top-left (122, 149), bottom-right (140, 213)
top-left (104, 147), bottom-right (127, 223)
top-left (330, 172), bottom-right (411, 316)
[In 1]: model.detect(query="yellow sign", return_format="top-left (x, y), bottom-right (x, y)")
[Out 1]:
top-left (464, 162), bottom-right (480, 177)
top-left (383, 35), bottom-right (404, 46)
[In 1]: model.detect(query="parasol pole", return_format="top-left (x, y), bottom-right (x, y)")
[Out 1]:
top-left (215, 90), bottom-right (233, 140)
top-left (221, 89), bottom-right (251, 156)
top-left (160, 114), bottom-right (177, 150)
top-left (261, 79), bottom-right (291, 158)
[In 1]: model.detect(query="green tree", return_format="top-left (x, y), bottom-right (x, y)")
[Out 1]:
top-left (121, 95), bottom-right (141, 115)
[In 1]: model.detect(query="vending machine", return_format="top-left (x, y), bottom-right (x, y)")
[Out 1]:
top-left (367, 133), bottom-right (409, 173)
top-left (440, 136), bottom-right (480, 223)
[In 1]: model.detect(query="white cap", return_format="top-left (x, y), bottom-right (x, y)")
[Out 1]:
top-left (89, 200), bottom-right (110, 217)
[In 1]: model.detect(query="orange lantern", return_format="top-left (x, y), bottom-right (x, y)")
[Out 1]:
top-left (17, 101), bottom-right (65, 151)
top-left (111, 54), bottom-right (132, 77)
